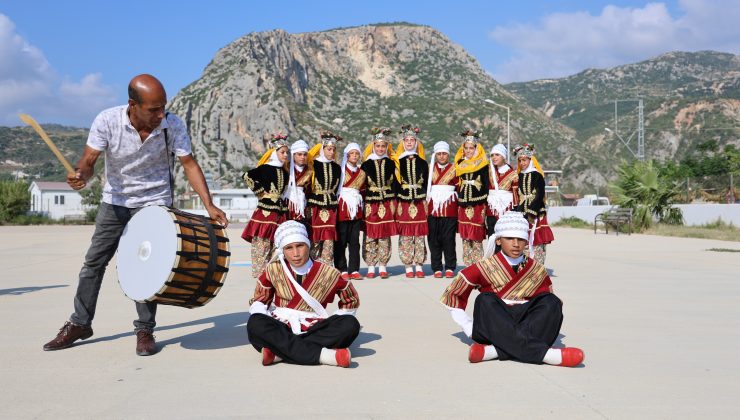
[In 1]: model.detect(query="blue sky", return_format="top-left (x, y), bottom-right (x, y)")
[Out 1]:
top-left (1, 0), bottom-right (737, 126)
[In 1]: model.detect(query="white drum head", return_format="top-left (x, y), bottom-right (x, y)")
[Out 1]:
top-left (117, 206), bottom-right (179, 301)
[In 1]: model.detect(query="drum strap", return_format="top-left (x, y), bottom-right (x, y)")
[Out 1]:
top-left (164, 112), bottom-right (175, 207)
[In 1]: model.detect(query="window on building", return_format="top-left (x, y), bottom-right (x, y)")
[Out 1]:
top-left (60, 195), bottom-right (65, 205)
top-left (54, 195), bottom-right (59, 205)
top-left (221, 198), bottom-right (232, 208)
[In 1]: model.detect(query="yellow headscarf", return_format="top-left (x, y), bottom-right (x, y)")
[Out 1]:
top-left (363, 141), bottom-right (395, 161)
top-left (517, 155), bottom-right (544, 176)
top-left (257, 148), bottom-right (275, 166)
top-left (392, 138), bottom-right (426, 182)
top-left (454, 143), bottom-right (488, 176)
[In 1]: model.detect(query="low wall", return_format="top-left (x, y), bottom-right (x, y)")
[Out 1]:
top-left (548, 204), bottom-right (740, 226)
top-left (181, 208), bottom-right (255, 223)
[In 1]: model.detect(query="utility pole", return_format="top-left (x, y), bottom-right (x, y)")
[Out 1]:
top-left (605, 98), bottom-right (645, 161)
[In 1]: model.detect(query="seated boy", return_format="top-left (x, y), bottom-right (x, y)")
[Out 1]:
top-left (247, 220), bottom-right (361, 367)
top-left (440, 211), bottom-right (584, 367)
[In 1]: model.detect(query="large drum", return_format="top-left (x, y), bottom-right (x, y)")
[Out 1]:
top-left (117, 206), bottom-right (230, 308)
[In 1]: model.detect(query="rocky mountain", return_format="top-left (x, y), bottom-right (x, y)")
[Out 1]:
top-left (167, 23), bottom-right (590, 189)
top-left (4, 29), bottom-right (736, 194)
top-left (0, 125), bottom-right (88, 180)
top-left (506, 51), bottom-right (740, 176)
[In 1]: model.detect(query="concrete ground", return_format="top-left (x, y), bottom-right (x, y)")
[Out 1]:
top-left (0, 224), bottom-right (738, 419)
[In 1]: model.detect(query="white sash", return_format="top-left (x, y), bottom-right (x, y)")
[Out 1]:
top-left (487, 168), bottom-right (513, 216)
top-left (339, 187), bottom-right (363, 220)
top-left (428, 185), bottom-right (456, 215)
top-left (276, 255), bottom-right (329, 333)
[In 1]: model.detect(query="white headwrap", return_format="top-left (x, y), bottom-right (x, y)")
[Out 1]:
top-left (433, 141), bottom-right (450, 155)
top-left (282, 140), bottom-right (310, 217)
top-left (484, 211), bottom-right (531, 258)
top-left (338, 142), bottom-right (363, 220)
top-left (291, 140), bottom-right (309, 155)
top-left (426, 141), bottom-right (456, 215)
top-left (274, 220), bottom-right (311, 253)
top-left (490, 144), bottom-right (508, 161)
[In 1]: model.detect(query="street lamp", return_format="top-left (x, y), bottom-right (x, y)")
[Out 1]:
top-left (483, 99), bottom-right (510, 163)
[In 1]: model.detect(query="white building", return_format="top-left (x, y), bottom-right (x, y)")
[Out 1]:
top-left (177, 188), bottom-right (258, 222)
top-left (28, 181), bottom-right (91, 220)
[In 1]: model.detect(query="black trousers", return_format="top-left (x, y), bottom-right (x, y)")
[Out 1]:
top-left (334, 219), bottom-right (362, 273)
top-left (247, 314), bottom-right (360, 365)
top-left (427, 216), bottom-right (457, 272)
top-left (486, 215), bottom-right (498, 238)
top-left (472, 292), bottom-right (563, 364)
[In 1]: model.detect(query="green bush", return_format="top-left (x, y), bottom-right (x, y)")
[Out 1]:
top-left (609, 160), bottom-right (684, 231)
top-left (9, 214), bottom-right (53, 225)
top-left (0, 180), bottom-right (30, 222)
top-left (553, 216), bottom-right (591, 228)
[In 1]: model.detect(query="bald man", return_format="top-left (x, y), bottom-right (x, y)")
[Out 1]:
top-left (43, 74), bottom-right (227, 356)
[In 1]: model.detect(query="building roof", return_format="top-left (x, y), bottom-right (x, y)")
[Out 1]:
top-left (31, 181), bottom-right (74, 191)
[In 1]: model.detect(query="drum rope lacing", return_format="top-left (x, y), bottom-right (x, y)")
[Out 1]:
top-left (155, 210), bottom-right (231, 308)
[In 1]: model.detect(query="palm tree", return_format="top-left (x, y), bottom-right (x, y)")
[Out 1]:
top-left (609, 160), bottom-right (683, 231)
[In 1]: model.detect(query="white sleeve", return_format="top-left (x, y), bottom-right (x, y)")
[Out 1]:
top-left (168, 114), bottom-right (192, 157)
top-left (333, 308), bottom-right (357, 317)
top-left (449, 308), bottom-right (473, 338)
top-left (85, 111), bottom-right (109, 151)
top-left (249, 301), bottom-right (268, 316)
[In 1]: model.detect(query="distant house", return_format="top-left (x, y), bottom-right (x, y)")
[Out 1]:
top-left (28, 181), bottom-right (91, 220)
top-left (177, 188), bottom-right (258, 222)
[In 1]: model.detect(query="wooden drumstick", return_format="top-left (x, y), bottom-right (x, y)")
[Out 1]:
top-left (19, 113), bottom-right (76, 175)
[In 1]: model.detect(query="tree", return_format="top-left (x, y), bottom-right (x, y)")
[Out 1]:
top-left (0, 180), bottom-right (30, 222)
top-left (79, 176), bottom-right (103, 222)
top-left (609, 160), bottom-right (684, 231)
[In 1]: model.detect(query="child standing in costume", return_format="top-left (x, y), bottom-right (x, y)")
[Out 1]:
top-left (306, 131), bottom-right (342, 266)
top-left (513, 144), bottom-right (554, 265)
top-left (242, 133), bottom-right (290, 278)
top-left (360, 128), bottom-right (399, 279)
top-left (394, 125), bottom-right (429, 278)
top-left (334, 143), bottom-right (367, 280)
top-left (426, 141), bottom-right (459, 278)
top-left (454, 130), bottom-right (489, 266)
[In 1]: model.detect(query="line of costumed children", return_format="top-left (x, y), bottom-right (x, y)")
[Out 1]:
top-left (241, 129), bottom-right (555, 279)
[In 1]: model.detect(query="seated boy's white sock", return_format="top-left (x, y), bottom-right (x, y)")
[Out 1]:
top-left (405, 266), bottom-right (413, 273)
top-left (379, 265), bottom-right (387, 272)
top-left (483, 345), bottom-right (498, 360)
top-left (367, 265), bottom-right (375, 274)
top-left (319, 348), bottom-right (338, 366)
top-left (542, 348), bottom-right (563, 365)
top-left (415, 264), bottom-right (423, 272)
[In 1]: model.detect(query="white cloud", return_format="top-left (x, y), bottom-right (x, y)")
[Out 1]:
top-left (0, 14), bottom-right (117, 126)
top-left (489, 0), bottom-right (740, 83)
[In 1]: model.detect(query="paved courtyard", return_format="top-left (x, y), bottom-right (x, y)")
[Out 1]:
top-left (0, 224), bottom-right (738, 418)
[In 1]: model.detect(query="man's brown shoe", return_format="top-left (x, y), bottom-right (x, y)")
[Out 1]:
top-left (43, 321), bottom-right (93, 351)
top-left (135, 330), bottom-right (158, 356)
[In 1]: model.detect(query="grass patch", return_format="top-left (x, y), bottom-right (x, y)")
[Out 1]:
top-left (707, 248), bottom-right (740, 252)
top-left (553, 216), bottom-right (591, 229)
top-left (643, 220), bottom-right (740, 242)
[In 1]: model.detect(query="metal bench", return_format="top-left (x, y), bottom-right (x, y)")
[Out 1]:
top-left (594, 207), bottom-right (633, 235)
